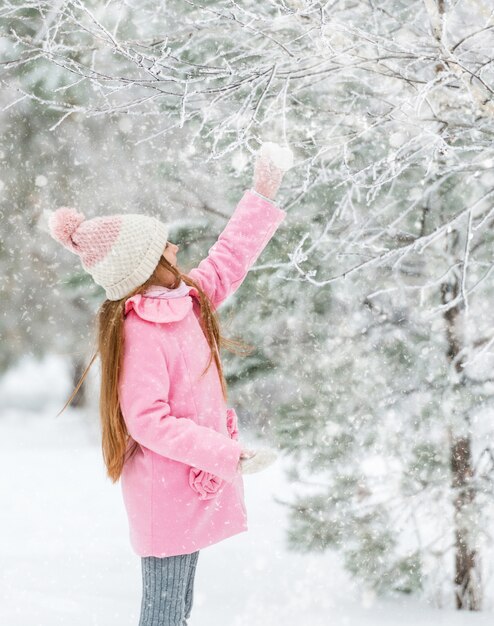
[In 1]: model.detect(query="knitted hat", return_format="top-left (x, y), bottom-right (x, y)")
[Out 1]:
top-left (39, 207), bottom-right (169, 301)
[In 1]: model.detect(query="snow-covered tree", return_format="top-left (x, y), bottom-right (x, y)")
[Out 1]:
top-left (2, 0), bottom-right (494, 611)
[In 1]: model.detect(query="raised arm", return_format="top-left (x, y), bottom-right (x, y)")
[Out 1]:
top-left (188, 142), bottom-right (292, 309)
top-left (118, 318), bottom-right (243, 483)
top-left (188, 189), bottom-right (287, 309)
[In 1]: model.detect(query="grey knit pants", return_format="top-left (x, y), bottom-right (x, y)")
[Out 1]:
top-left (139, 551), bottom-right (200, 626)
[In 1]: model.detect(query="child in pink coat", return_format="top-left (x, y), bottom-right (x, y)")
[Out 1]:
top-left (42, 142), bottom-right (292, 626)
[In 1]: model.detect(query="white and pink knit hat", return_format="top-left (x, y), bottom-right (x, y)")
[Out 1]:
top-left (39, 207), bottom-right (169, 301)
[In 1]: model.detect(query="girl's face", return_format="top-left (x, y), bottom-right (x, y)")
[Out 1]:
top-left (163, 240), bottom-right (179, 266)
top-left (153, 240), bottom-right (180, 288)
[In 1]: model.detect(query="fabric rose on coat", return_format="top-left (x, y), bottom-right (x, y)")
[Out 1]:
top-left (189, 467), bottom-right (225, 500)
top-left (188, 409), bottom-right (240, 500)
top-left (226, 408), bottom-right (239, 440)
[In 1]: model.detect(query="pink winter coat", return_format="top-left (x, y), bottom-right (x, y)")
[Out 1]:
top-left (117, 189), bottom-right (287, 557)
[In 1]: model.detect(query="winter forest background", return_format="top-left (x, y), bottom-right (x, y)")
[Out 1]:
top-left (2, 0), bottom-right (494, 623)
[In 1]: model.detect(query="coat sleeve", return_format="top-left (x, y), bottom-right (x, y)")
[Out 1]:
top-left (118, 320), bottom-right (243, 483)
top-left (188, 188), bottom-right (287, 309)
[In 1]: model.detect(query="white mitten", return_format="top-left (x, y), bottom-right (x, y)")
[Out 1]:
top-left (239, 446), bottom-right (279, 474)
top-left (253, 141), bottom-right (294, 200)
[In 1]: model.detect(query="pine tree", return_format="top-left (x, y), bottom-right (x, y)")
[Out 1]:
top-left (2, 0), bottom-right (494, 610)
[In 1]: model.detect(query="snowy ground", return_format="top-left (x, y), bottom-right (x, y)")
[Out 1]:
top-left (1, 355), bottom-right (493, 625)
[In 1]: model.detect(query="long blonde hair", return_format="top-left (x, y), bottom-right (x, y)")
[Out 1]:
top-left (56, 254), bottom-right (254, 482)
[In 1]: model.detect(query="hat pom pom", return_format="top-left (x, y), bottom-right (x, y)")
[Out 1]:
top-left (48, 206), bottom-right (85, 248)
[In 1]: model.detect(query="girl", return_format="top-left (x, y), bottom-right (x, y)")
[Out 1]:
top-left (41, 142), bottom-right (292, 625)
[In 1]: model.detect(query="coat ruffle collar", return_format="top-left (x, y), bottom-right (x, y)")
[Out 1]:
top-left (124, 286), bottom-right (200, 323)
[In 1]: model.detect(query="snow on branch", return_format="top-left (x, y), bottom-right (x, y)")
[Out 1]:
top-left (1, 0), bottom-right (494, 302)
